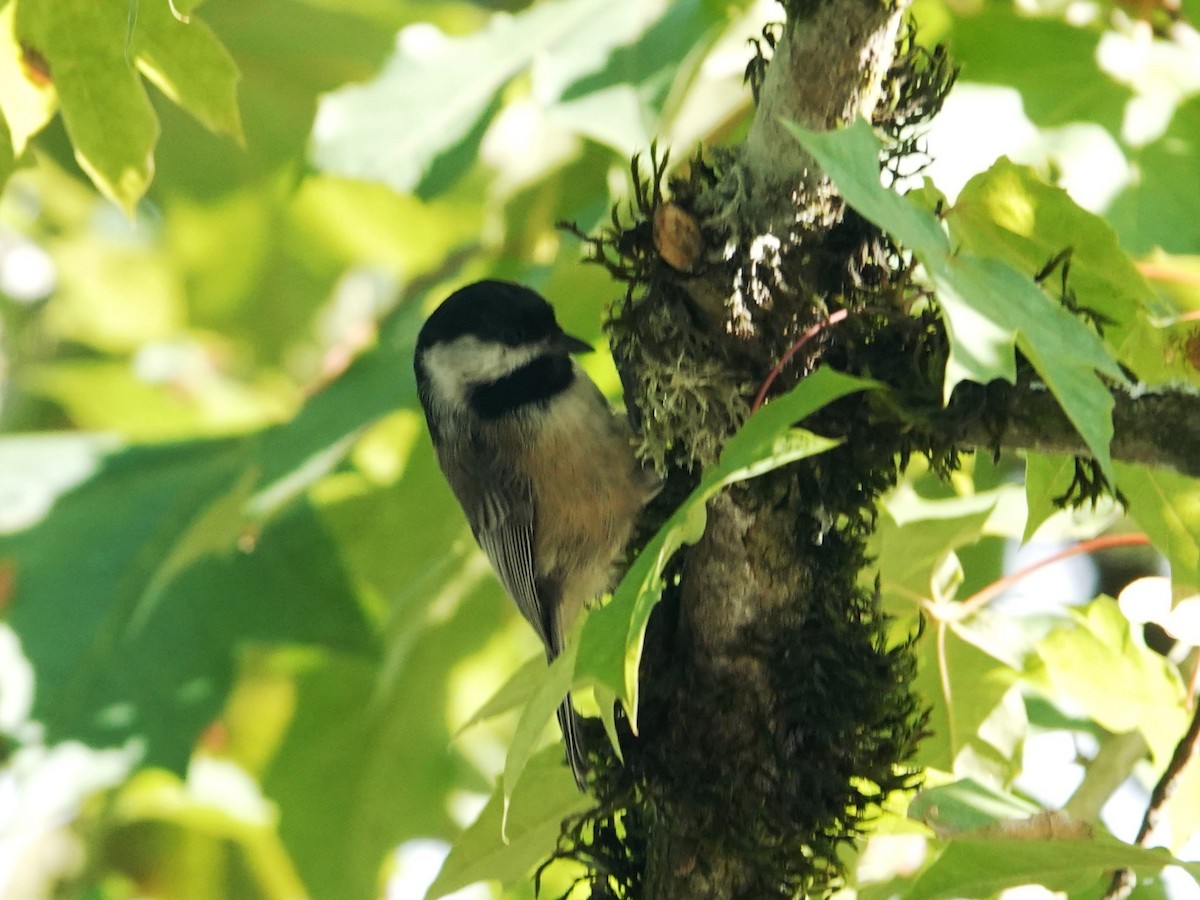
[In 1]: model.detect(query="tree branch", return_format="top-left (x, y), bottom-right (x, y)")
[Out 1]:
top-left (1103, 699), bottom-right (1200, 900)
top-left (630, 2), bottom-right (921, 897)
top-left (740, 0), bottom-right (905, 225)
top-left (583, 0), bottom-right (1200, 896)
top-left (963, 381), bottom-right (1200, 477)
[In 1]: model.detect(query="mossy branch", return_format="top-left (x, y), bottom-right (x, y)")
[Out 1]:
top-left (963, 381), bottom-right (1200, 478)
top-left (555, 0), bottom-right (1200, 896)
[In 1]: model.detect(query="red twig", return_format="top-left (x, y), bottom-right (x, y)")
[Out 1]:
top-left (1137, 261), bottom-right (1200, 289)
top-left (954, 533), bottom-right (1152, 619)
top-left (750, 309), bottom-right (850, 413)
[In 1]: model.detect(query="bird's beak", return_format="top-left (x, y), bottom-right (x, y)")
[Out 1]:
top-left (556, 332), bottom-right (594, 355)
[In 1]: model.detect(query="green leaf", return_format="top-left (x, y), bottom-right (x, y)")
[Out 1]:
top-left (131, 0), bottom-right (243, 141)
top-left (502, 641), bottom-right (576, 805)
top-left (914, 623), bottom-right (1018, 773)
top-left (1106, 96), bottom-right (1200, 256)
top-left (0, 108), bottom-right (15, 197)
top-left (427, 746), bottom-right (589, 900)
top-left (264, 572), bottom-right (511, 900)
top-left (531, 0), bottom-right (670, 101)
top-left (1116, 462), bottom-right (1200, 593)
top-left (0, 433), bottom-right (118, 534)
top-left (902, 834), bottom-right (1188, 900)
top-left (543, 0), bottom-right (726, 157)
top-left (549, 84), bottom-right (650, 158)
top-left (785, 120), bottom-right (949, 259)
top-left (944, 6), bottom-right (1131, 136)
top-left (172, 0), bottom-right (396, 185)
top-left (1023, 452), bottom-right (1079, 543)
top-left (874, 488), bottom-right (1001, 616)
top-left (2, 440), bottom-right (375, 770)
top-left (455, 654), bottom-right (545, 736)
top-left (932, 255), bottom-right (1121, 480)
top-left (251, 299), bottom-right (423, 491)
top-left (126, 465), bottom-right (260, 636)
top-left (577, 367), bottom-right (874, 721)
top-left (15, 0), bottom-right (159, 211)
top-left (950, 158), bottom-right (1181, 385)
top-left (311, 0), bottom-right (668, 196)
top-left (1033, 597), bottom-right (1188, 764)
top-left (0, 298), bottom-right (428, 770)
top-left (1021, 453), bottom-right (1121, 546)
top-left (0, 1), bottom-right (56, 155)
top-left (787, 119), bottom-right (1125, 482)
top-left (1165, 760), bottom-right (1200, 856)
top-left (909, 778), bottom-right (1040, 835)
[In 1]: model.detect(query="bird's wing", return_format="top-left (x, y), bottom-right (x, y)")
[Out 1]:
top-left (428, 413), bottom-right (586, 785)
top-left (442, 434), bottom-right (555, 651)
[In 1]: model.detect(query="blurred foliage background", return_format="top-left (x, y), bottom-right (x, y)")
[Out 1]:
top-left (0, 0), bottom-right (1199, 897)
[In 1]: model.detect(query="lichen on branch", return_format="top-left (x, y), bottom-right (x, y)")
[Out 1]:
top-left (554, 3), bottom-right (967, 898)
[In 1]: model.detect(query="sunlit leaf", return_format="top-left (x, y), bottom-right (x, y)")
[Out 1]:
top-left (250, 299), bottom-right (423, 490)
top-left (43, 235), bottom-right (185, 353)
top-left (913, 623), bottom-right (1017, 773)
top-left (874, 488), bottom-right (1001, 616)
top-left (264, 581), bottom-right (508, 900)
top-left (311, 0), bottom-right (670, 197)
top-left (1023, 452), bottom-right (1078, 543)
top-left (933, 256), bottom-right (1121, 479)
top-left (428, 746), bottom-right (588, 899)
top-left (1, 297), bottom-right (429, 770)
top-left (788, 119), bottom-right (1125, 481)
top-left (456, 654), bottom-right (545, 736)
top-left (2, 440), bottom-right (375, 771)
top-left (0, 2), bottom-right (56, 155)
top-left (950, 158), bottom-right (1184, 385)
top-left (942, 6), bottom-right (1131, 136)
top-left (1166, 761), bottom-right (1200, 855)
top-left (131, 0), bottom-right (243, 141)
top-left (577, 367), bottom-right (873, 720)
top-left (895, 834), bottom-right (1193, 900)
top-left (1032, 597), bottom-right (1188, 764)
top-left (909, 777), bottom-right (1040, 835)
top-left (502, 642), bottom-right (576, 805)
top-left (0, 111), bottom-right (12, 191)
top-left (148, 0), bottom-right (398, 199)
top-left (549, 85), bottom-right (650, 158)
top-left (0, 432), bottom-right (116, 535)
top-left (24, 357), bottom-right (291, 440)
top-left (541, 0), bottom-right (727, 156)
top-left (1116, 462), bottom-right (1200, 593)
top-left (107, 766), bottom-right (308, 900)
top-left (15, 0), bottom-right (158, 210)
top-left (1107, 96), bottom-right (1200, 256)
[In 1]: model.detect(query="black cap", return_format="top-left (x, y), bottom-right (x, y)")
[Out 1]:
top-left (417, 280), bottom-right (581, 351)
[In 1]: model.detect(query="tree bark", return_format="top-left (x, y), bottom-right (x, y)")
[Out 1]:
top-left (638, 2), bottom-right (919, 897)
top-left (606, 1), bottom-right (1200, 896)
top-left (977, 381), bottom-right (1200, 478)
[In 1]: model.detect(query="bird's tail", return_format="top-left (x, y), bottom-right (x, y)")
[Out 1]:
top-left (557, 698), bottom-right (588, 790)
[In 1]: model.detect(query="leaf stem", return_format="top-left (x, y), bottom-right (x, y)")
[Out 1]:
top-left (951, 533), bottom-right (1151, 620)
top-left (1136, 261), bottom-right (1200, 289)
top-left (751, 309), bottom-right (850, 413)
top-left (935, 619), bottom-right (956, 754)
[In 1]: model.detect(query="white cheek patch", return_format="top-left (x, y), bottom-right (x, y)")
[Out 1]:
top-left (421, 336), bottom-right (545, 407)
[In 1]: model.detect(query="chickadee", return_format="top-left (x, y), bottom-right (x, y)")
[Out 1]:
top-left (414, 280), bottom-right (657, 788)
